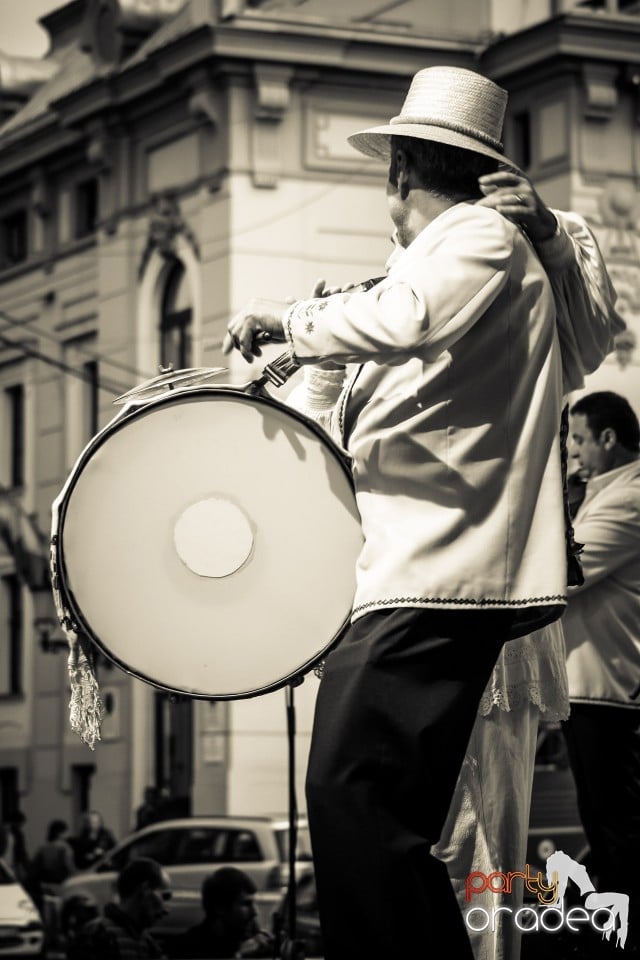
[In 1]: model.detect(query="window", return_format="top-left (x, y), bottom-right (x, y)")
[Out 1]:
top-left (101, 828), bottom-right (179, 872)
top-left (0, 575), bottom-right (22, 696)
top-left (160, 261), bottom-right (192, 370)
top-left (275, 825), bottom-right (313, 863)
top-left (576, 0), bottom-right (640, 8)
top-left (64, 343), bottom-right (99, 468)
top-left (2, 384), bottom-right (25, 489)
top-left (82, 359), bottom-right (99, 438)
top-left (0, 767), bottom-right (19, 822)
top-left (226, 830), bottom-right (261, 862)
top-left (75, 179), bottom-right (99, 239)
top-left (0, 210), bottom-right (27, 269)
top-left (174, 828), bottom-right (228, 865)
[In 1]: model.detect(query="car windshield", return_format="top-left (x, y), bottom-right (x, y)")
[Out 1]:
top-left (275, 826), bottom-right (313, 862)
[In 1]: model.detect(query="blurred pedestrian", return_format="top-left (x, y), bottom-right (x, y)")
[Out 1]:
top-left (1, 810), bottom-right (30, 884)
top-left (74, 856), bottom-right (171, 959)
top-left (135, 785), bottom-right (173, 830)
top-left (60, 892), bottom-right (100, 959)
top-left (72, 809), bottom-right (116, 870)
top-left (30, 820), bottom-right (76, 955)
top-left (173, 866), bottom-right (274, 959)
top-left (135, 787), bottom-right (160, 831)
top-left (30, 819), bottom-right (76, 897)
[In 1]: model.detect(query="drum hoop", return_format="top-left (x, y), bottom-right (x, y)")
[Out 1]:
top-left (55, 384), bottom-right (357, 699)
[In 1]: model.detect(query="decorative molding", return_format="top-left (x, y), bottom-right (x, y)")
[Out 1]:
top-left (594, 183), bottom-right (640, 369)
top-left (582, 64), bottom-right (619, 122)
top-left (251, 64), bottom-right (293, 188)
top-left (189, 89), bottom-right (219, 128)
top-left (187, 68), bottom-right (219, 129)
top-left (254, 64), bottom-right (292, 121)
top-left (304, 103), bottom-right (386, 173)
top-left (138, 192), bottom-right (200, 279)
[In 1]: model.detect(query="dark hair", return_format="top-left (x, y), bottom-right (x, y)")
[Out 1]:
top-left (390, 135), bottom-right (499, 202)
top-left (201, 867), bottom-right (256, 917)
top-left (47, 819), bottom-right (69, 841)
top-left (571, 391), bottom-right (640, 453)
top-left (117, 857), bottom-right (166, 900)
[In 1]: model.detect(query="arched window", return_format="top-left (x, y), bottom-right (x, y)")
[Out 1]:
top-left (160, 260), bottom-right (192, 370)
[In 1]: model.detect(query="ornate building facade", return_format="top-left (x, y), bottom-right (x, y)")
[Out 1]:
top-left (0, 0), bottom-right (638, 845)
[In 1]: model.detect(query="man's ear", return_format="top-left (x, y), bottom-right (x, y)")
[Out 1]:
top-left (600, 427), bottom-right (617, 450)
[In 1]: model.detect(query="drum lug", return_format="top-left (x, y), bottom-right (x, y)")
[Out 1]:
top-left (246, 350), bottom-right (301, 394)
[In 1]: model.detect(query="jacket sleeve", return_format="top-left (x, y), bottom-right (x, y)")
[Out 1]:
top-left (569, 491), bottom-right (640, 594)
top-left (534, 210), bottom-right (625, 393)
top-left (285, 365), bottom-right (347, 441)
top-left (284, 205), bottom-right (513, 364)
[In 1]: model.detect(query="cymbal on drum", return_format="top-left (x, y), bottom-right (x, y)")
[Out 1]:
top-left (113, 367), bottom-right (228, 405)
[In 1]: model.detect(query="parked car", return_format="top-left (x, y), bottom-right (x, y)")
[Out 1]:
top-left (0, 859), bottom-right (44, 957)
top-left (59, 815), bottom-right (311, 951)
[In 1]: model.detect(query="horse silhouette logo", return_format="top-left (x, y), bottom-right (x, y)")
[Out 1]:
top-left (546, 850), bottom-right (629, 949)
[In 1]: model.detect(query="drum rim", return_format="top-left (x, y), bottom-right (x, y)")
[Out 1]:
top-left (55, 384), bottom-right (358, 699)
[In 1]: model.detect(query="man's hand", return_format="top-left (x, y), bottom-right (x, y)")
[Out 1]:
top-left (238, 929), bottom-right (275, 957)
top-left (223, 298), bottom-right (288, 362)
top-left (478, 171), bottom-right (558, 243)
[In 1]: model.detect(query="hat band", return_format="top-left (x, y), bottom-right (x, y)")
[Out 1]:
top-left (389, 115), bottom-right (503, 151)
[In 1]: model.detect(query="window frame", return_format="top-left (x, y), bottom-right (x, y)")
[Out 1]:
top-left (0, 573), bottom-right (23, 698)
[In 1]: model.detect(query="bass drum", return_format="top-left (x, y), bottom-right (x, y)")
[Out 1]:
top-left (53, 385), bottom-right (362, 699)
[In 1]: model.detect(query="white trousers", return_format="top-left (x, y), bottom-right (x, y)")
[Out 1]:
top-left (433, 702), bottom-right (539, 960)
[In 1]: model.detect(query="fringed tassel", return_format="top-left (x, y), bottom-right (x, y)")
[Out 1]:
top-left (50, 531), bottom-right (104, 749)
top-left (67, 631), bottom-right (103, 750)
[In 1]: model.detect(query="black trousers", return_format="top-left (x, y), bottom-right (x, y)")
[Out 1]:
top-left (563, 703), bottom-right (640, 949)
top-left (305, 607), bottom-right (513, 960)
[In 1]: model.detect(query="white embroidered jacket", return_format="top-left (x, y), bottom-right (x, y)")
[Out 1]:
top-left (284, 202), bottom-right (567, 637)
top-left (288, 207), bottom-right (622, 716)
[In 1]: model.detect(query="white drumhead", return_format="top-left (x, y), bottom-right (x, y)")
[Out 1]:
top-left (59, 389), bottom-right (362, 698)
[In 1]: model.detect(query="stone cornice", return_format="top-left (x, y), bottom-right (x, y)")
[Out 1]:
top-left (0, 125), bottom-right (83, 178)
top-left (480, 12), bottom-right (640, 82)
top-left (36, 18), bottom-right (479, 130)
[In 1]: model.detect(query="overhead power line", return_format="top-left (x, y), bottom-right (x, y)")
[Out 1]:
top-left (0, 331), bottom-right (132, 396)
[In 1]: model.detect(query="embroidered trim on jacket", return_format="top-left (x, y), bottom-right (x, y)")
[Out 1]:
top-left (352, 594), bottom-right (567, 616)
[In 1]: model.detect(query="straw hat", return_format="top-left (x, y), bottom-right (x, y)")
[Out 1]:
top-left (348, 66), bottom-right (519, 171)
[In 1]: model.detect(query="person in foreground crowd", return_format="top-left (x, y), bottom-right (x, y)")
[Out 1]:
top-left (173, 866), bottom-right (274, 959)
top-left (224, 64), bottom-right (569, 960)
top-left (563, 390), bottom-right (640, 954)
top-left (74, 857), bottom-right (171, 959)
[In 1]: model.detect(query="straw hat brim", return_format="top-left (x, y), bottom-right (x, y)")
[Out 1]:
top-left (348, 123), bottom-right (522, 175)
